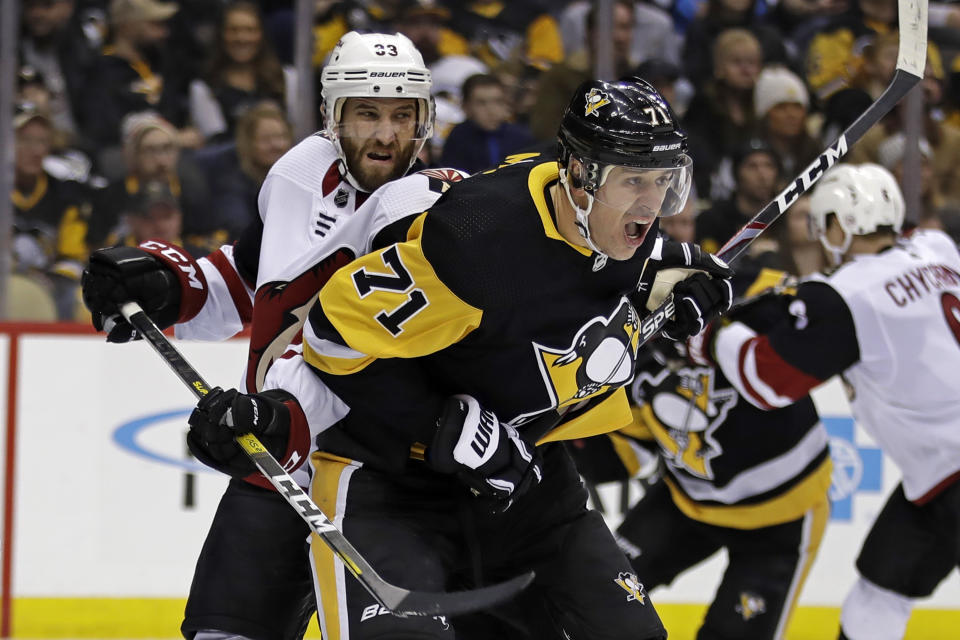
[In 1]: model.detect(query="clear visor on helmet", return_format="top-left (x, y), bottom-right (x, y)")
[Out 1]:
top-left (333, 97), bottom-right (431, 146)
top-left (590, 156), bottom-right (693, 218)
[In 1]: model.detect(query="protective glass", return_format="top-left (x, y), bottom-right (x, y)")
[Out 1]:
top-left (591, 157), bottom-right (693, 217)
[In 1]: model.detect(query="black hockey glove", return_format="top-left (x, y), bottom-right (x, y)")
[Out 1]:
top-left (186, 387), bottom-right (295, 478)
top-left (662, 272), bottom-right (734, 341)
top-left (81, 241), bottom-right (208, 343)
top-left (82, 246), bottom-right (179, 342)
top-left (645, 240), bottom-right (734, 311)
top-left (427, 395), bottom-right (542, 511)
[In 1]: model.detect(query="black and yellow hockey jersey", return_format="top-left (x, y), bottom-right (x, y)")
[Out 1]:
top-left (575, 270), bottom-right (832, 529)
top-left (301, 153), bottom-right (661, 472)
top-left (12, 171), bottom-right (91, 278)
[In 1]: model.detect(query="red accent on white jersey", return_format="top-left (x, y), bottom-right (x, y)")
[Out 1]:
top-left (729, 333), bottom-right (824, 410)
top-left (207, 248), bottom-right (253, 324)
top-left (418, 167), bottom-right (467, 182)
top-left (171, 128), bottom-right (468, 487)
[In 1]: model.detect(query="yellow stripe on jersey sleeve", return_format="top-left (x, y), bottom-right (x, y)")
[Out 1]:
top-left (743, 268), bottom-right (789, 298)
top-left (316, 228), bottom-right (483, 364)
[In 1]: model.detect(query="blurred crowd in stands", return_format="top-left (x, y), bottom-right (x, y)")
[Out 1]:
top-left (12, 0), bottom-right (960, 321)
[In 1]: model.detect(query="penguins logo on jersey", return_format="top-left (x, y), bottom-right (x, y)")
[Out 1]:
top-left (614, 572), bottom-right (646, 605)
top-left (584, 88), bottom-right (612, 117)
top-left (534, 298), bottom-right (641, 408)
top-left (632, 366), bottom-right (737, 479)
top-left (735, 592), bottom-right (766, 621)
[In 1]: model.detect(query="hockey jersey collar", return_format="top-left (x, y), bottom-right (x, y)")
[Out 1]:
top-left (527, 161), bottom-right (592, 257)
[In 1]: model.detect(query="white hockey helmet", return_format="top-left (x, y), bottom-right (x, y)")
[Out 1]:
top-left (810, 163), bottom-right (902, 264)
top-left (858, 162), bottom-right (906, 232)
top-left (321, 31), bottom-right (434, 190)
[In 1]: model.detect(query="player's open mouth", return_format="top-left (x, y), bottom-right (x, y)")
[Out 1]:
top-left (624, 219), bottom-right (653, 245)
top-left (366, 151), bottom-right (393, 162)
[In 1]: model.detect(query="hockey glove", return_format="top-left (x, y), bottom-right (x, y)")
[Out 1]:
top-left (646, 240), bottom-right (734, 311)
top-left (186, 387), bottom-right (301, 478)
top-left (81, 241), bottom-right (207, 343)
top-left (662, 272), bottom-right (733, 341)
top-left (427, 395), bottom-right (542, 511)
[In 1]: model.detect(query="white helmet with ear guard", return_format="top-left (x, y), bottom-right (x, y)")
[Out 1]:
top-left (321, 31), bottom-right (434, 190)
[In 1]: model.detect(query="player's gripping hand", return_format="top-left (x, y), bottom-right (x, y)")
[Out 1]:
top-left (427, 395), bottom-right (542, 511)
top-left (646, 240), bottom-right (734, 311)
top-left (81, 241), bottom-right (208, 343)
top-left (662, 272), bottom-right (733, 341)
top-left (81, 246), bottom-right (180, 342)
top-left (186, 387), bottom-right (295, 477)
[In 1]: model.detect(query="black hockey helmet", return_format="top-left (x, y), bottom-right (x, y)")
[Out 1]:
top-left (556, 77), bottom-right (692, 225)
top-left (558, 77), bottom-right (689, 172)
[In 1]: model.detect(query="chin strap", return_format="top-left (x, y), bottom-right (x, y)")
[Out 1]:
top-left (818, 228), bottom-right (852, 266)
top-left (559, 166), bottom-right (609, 269)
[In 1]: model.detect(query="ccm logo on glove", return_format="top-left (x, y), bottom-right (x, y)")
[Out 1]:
top-left (140, 240), bottom-right (204, 291)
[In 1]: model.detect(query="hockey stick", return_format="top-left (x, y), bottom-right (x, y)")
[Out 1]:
top-left (525, 0), bottom-right (928, 444)
top-left (118, 301), bottom-right (534, 617)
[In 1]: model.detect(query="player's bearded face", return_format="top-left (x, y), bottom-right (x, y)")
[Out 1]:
top-left (338, 98), bottom-right (421, 192)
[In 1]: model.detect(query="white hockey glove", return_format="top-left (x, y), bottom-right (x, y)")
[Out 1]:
top-left (427, 395), bottom-right (542, 511)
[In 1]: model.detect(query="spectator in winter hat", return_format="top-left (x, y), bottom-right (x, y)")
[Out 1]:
top-left (753, 65), bottom-right (820, 177)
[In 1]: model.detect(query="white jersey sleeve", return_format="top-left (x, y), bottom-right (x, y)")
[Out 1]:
top-left (173, 244), bottom-right (253, 341)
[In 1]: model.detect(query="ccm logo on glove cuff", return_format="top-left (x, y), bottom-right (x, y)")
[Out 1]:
top-left (139, 240), bottom-right (208, 323)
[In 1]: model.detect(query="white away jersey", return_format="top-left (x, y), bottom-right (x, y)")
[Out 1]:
top-left (715, 230), bottom-right (960, 502)
top-left (824, 230), bottom-right (960, 501)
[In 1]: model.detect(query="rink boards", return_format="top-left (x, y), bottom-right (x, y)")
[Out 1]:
top-left (0, 326), bottom-right (956, 638)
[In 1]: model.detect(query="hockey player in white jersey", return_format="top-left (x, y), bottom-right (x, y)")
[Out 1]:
top-left (686, 163), bottom-right (960, 640)
top-left (80, 32), bottom-right (459, 640)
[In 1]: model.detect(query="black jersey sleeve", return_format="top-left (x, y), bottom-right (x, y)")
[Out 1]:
top-left (233, 217), bottom-right (263, 287)
top-left (713, 280), bottom-right (860, 410)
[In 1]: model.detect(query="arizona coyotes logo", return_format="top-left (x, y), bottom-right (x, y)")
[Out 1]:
top-left (632, 366), bottom-right (736, 479)
top-left (246, 248), bottom-right (356, 392)
top-left (614, 572), bottom-right (646, 604)
top-left (533, 298), bottom-right (640, 409)
top-left (584, 88), bottom-right (611, 117)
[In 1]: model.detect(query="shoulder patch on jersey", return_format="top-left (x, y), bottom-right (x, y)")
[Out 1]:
top-left (417, 168), bottom-right (468, 182)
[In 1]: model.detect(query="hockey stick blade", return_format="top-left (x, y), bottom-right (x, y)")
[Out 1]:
top-left (118, 301), bottom-right (535, 616)
top-left (524, 0), bottom-right (927, 444)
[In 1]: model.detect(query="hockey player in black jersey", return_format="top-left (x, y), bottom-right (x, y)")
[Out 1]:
top-left (183, 78), bottom-right (734, 639)
top-left (570, 267), bottom-right (831, 640)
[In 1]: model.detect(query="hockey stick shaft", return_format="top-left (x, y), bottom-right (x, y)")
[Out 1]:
top-left (119, 302), bottom-right (533, 616)
top-left (526, 0), bottom-right (927, 444)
